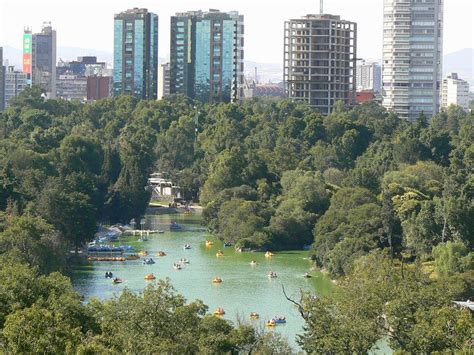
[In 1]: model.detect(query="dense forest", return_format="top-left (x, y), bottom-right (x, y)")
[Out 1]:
top-left (0, 87), bottom-right (472, 352)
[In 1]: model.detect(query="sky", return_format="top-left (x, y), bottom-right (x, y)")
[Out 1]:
top-left (1, 0), bottom-right (473, 64)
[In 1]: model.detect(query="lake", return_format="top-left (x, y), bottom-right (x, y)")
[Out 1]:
top-left (71, 212), bottom-right (334, 350)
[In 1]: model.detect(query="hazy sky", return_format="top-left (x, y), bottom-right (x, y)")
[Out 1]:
top-left (1, 0), bottom-right (473, 64)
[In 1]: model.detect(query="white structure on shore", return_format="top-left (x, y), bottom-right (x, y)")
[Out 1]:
top-left (148, 173), bottom-right (181, 199)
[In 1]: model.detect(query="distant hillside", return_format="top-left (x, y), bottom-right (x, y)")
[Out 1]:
top-left (244, 60), bottom-right (282, 84)
top-left (443, 48), bottom-right (474, 89)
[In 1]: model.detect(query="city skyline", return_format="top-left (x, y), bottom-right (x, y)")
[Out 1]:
top-left (1, 0), bottom-right (472, 65)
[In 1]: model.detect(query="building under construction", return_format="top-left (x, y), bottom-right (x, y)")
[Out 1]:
top-left (284, 6), bottom-right (357, 115)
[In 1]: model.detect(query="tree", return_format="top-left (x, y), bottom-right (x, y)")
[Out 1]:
top-left (200, 147), bottom-right (246, 205)
top-left (38, 179), bottom-right (97, 250)
top-left (432, 241), bottom-right (473, 275)
top-left (0, 215), bottom-right (66, 273)
top-left (297, 251), bottom-right (473, 354)
top-left (58, 135), bottom-right (103, 176)
top-left (216, 199), bottom-right (268, 248)
top-left (312, 188), bottom-right (383, 277)
top-left (86, 280), bottom-right (257, 353)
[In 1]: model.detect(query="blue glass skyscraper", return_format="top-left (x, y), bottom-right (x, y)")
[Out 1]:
top-left (170, 10), bottom-right (244, 103)
top-left (113, 8), bottom-right (158, 99)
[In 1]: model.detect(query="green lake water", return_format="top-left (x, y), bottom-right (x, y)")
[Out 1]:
top-left (71, 212), bottom-right (335, 350)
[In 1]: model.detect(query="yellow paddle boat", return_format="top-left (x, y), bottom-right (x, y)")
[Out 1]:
top-left (266, 319), bottom-right (276, 327)
top-left (214, 307), bottom-right (225, 316)
top-left (156, 251), bottom-right (167, 257)
top-left (206, 240), bottom-right (214, 246)
top-left (216, 250), bottom-right (224, 257)
top-left (144, 273), bottom-right (156, 281)
top-left (265, 251), bottom-right (275, 258)
top-left (212, 277), bottom-right (223, 284)
top-left (138, 251), bottom-right (149, 257)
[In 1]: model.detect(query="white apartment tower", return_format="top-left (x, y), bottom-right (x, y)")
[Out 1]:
top-left (382, 0), bottom-right (443, 122)
top-left (356, 61), bottom-right (382, 93)
top-left (158, 62), bottom-right (170, 100)
top-left (441, 73), bottom-right (470, 111)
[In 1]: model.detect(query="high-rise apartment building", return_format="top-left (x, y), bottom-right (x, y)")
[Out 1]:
top-left (284, 14), bottom-right (357, 115)
top-left (356, 61), bottom-right (382, 93)
top-left (23, 22), bottom-right (57, 98)
top-left (0, 47), bottom-right (5, 110)
top-left (382, 0), bottom-right (443, 122)
top-left (113, 8), bottom-right (158, 99)
top-left (170, 9), bottom-right (244, 103)
top-left (441, 73), bottom-right (470, 111)
top-left (4, 66), bottom-right (28, 108)
top-left (158, 62), bottom-right (170, 100)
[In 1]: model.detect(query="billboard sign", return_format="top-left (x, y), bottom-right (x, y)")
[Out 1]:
top-left (23, 33), bottom-right (32, 74)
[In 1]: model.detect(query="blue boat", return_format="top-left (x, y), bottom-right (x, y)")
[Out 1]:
top-left (273, 317), bottom-right (287, 324)
top-left (170, 222), bottom-right (182, 231)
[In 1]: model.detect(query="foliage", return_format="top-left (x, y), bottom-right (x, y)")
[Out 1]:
top-left (297, 251), bottom-right (473, 353)
top-left (433, 241), bottom-right (473, 275)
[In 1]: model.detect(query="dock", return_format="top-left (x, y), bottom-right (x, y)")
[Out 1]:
top-left (123, 230), bottom-right (162, 236)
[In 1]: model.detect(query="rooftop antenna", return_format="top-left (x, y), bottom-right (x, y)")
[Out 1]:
top-left (320, 0), bottom-right (323, 14)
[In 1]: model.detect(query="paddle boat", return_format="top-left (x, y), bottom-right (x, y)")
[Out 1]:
top-left (126, 254), bottom-right (140, 260)
top-left (143, 258), bottom-right (155, 265)
top-left (265, 251), bottom-right (275, 258)
top-left (205, 240), bottom-right (214, 247)
top-left (170, 222), bottom-right (182, 231)
top-left (183, 244), bottom-right (191, 250)
top-left (180, 257), bottom-right (190, 264)
top-left (112, 277), bottom-right (123, 284)
top-left (274, 316), bottom-right (286, 324)
top-left (224, 242), bottom-right (232, 247)
top-left (173, 263), bottom-right (182, 270)
top-left (138, 251), bottom-right (149, 257)
top-left (105, 271), bottom-right (113, 279)
top-left (250, 260), bottom-right (257, 266)
top-left (250, 312), bottom-right (260, 320)
top-left (214, 307), bottom-right (225, 316)
top-left (216, 250), bottom-right (224, 257)
top-left (266, 319), bottom-right (276, 327)
top-left (144, 273), bottom-right (156, 281)
top-left (212, 277), bottom-right (223, 284)
top-left (268, 271), bottom-right (278, 278)
top-left (304, 272), bottom-right (312, 278)
top-left (156, 251), bottom-right (167, 257)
